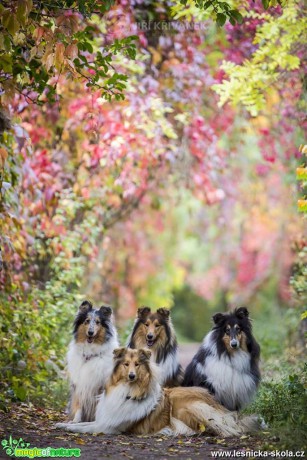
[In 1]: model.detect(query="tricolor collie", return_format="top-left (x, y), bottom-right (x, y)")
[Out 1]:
top-left (66, 300), bottom-right (119, 422)
top-left (182, 307), bottom-right (261, 411)
top-left (127, 307), bottom-right (183, 386)
top-left (56, 348), bottom-right (259, 436)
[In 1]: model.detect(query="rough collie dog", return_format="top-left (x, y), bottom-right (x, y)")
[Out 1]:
top-left (56, 348), bottom-right (259, 436)
top-left (127, 307), bottom-right (183, 386)
top-left (182, 307), bottom-right (261, 411)
top-left (66, 300), bottom-right (119, 422)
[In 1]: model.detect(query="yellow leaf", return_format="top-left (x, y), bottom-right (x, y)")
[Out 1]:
top-left (75, 438), bottom-right (85, 445)
top-left (3, 13), bottom-right (20, 35)
top-left (0, 147), bottom-right (8, 164)
top-left (199, 423), bottom-right (206, 433)
top-left (54, 43), bottom-right (65, 70)
top-left (148, 46), bottom-right (162, 66)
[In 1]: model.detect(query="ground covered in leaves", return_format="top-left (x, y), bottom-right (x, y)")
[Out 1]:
top-left (0, 404), bottom-right (280, 460)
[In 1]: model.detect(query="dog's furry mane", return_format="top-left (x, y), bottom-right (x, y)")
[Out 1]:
top-left (127, 307), bottom-right (183, 386)
top-left (56, 347), bottom-right (260, 437)
top-left (182, 307), bottom-right (261, 411)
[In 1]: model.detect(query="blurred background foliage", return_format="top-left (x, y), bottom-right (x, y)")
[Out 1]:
top-left (0, 0), bottom-right (306, 450)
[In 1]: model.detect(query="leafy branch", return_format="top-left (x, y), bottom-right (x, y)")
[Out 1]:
top-left (0, 0), bottom-right (138, 104)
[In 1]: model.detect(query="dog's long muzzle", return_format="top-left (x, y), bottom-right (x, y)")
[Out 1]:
top-left (146, 333), bottom-right (155, 347)
top-left (87, 330), bottom-right (95, 343)
top-left (230, 338), bottom-right (239, 349)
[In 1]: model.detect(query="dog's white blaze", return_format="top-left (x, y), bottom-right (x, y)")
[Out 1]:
top-left (67, 325), bottom-right (119, 421)
top-left (199, 332), bottom-right (257, 410)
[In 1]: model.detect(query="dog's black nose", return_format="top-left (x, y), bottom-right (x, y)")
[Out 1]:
top-left (230, 340), bottom-right (238, 348)
top-left (147, 333), bottom-right (153, 340)
top-left (128, 373), bottom-right (136, 381)
top-left (88, 331), bottom-right (94, 337)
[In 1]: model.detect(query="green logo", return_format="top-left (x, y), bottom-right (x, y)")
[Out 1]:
top-left (1, 436), bottom-right (30, 456)
top-left (1, 436), bottom-right (81, 458)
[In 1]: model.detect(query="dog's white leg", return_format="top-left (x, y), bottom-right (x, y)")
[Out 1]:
top-left (156, 426), bottom-right (175, 436)
top-left (55, 421), bottom-right (97, 433)
top-left (170, 418), bottom-right (196, 436)
top-left (72, 409), bottom-right (82, 423)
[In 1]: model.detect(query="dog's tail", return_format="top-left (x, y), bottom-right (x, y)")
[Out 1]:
top-left (187, 402), bottom-right (260, 437)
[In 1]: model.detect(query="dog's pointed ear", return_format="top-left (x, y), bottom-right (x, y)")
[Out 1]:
top-left (137, 307), bottom-right (151, 319)
top-left (235, 307), bottom-right (249, 319)
top-left (78, 300), bottom-right (92, 313)
top-left (113, 347), bottom-right (126, 360)
top-left (157, 308), bottom-right (170, 319)
top-left (138, 348), bottom-right (151, 361)
top-left (99, 305), bottom-right (112, 318)
top-left (212, 312), bottom-right (225, 325)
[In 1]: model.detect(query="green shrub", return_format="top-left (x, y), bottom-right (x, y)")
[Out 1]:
top-left (250, 365), bottom-right (307, 451)
top-left (0, 250), bottom-right (83, 407)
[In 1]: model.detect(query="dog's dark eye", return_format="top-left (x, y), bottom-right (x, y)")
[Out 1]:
top-left (155, 324), bottom-right (160, 328)
top-left (235, 327), bottom-right (241, 333)
top-left (95, 320), bottom-right (100, 325)
top-left (225, 329), bottom-right (230, 335)
top-left (124, 363), bottom-right (129, 367)
top-left (135, 363), bottom-right (139, 367)
top-left (85, 319), bottom-right (90, 324)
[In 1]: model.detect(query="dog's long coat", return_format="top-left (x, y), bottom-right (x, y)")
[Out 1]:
top-left (57, 348), bottom-right (259, 436)
top-left (127, 307), bottom-right (183, 386)
top-left (183, 307), bottom-right (261, 411)
top-left (67, 301), bottom-right (119, 422)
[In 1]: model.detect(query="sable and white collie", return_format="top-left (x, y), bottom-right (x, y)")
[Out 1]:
top-left (127, 307), bottom-right (183, 387)
top-left (66, 300), bottom-right (119, 422)
top-left (182, 307), bottom-right (261, 411)
top-left (56, 348), bottom-right (259, 436)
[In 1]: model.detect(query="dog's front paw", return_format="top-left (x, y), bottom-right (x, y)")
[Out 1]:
top-left (55, 422), bottom-right (69, 429)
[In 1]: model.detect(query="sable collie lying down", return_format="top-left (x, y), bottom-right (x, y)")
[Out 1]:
top-left (56, 348), bottom-right (259, 436)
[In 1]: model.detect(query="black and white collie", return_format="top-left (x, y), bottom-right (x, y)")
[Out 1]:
top-left (66, 300), bottom-right (119, 422)
top-left (127, 307), bottom-right (183, 387)
top-left (182, 307), bottom-right (260, 411)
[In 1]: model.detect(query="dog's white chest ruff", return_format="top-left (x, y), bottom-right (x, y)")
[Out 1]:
top-left (200, 344), bottom-right (256, 410)
top-left (151, 350), bottom-right (179, 385)
top-left (68, 339), bottom-right (117, 391)
top-left (67, 335), bottom-right (119, 421)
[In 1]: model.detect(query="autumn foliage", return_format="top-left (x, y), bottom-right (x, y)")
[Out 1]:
top-left (0, 0), bottom-right (305, 412)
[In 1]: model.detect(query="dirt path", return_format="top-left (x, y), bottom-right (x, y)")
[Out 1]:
top-left (178, 342), bottom-right (199, 369)
top-left (0, 403), bottom-right (273, 460)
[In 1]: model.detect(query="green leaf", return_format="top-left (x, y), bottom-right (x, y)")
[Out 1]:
top-left (229, 10), bottom-right (243, 24)
top-left (15, 386), bottom-right (27, 401)
top-left (203, 1), bottom-right (213, 9)
top-left (16, 0), bottom-right (28, 26)
top-left (216, 13), bottom-right (226, 27)
top-left (3, 13), bottom-right (20, 35)
top-left (0, 54), bottom-right (12, 72)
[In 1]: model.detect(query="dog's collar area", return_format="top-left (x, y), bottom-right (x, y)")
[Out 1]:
top-left (83, 352), bottom-right (103, 361)
top-left (126, 395), bottom-right (147, 401)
